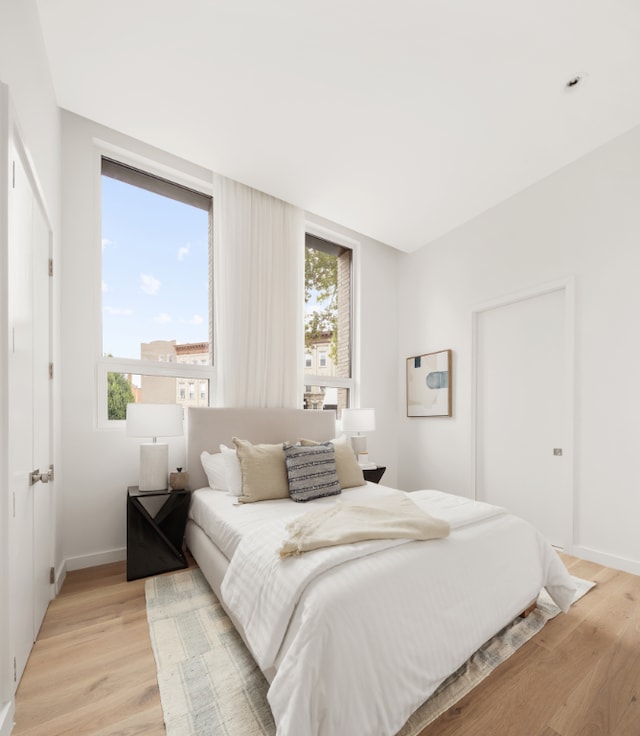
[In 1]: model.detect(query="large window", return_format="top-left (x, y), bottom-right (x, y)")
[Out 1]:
top-left (99, 157), bottom-right (213, 422)
top-left (304, 233), bottom-right (353, 418)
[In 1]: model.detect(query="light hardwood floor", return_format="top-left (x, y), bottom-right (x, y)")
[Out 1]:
top-left (13, 554), bottom-right (640, 736)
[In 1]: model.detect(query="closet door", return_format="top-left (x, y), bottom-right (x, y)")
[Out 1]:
top-left (475, 287), bottom-right (572, 548)
top-left (8, 142), bottom-right (53, 688)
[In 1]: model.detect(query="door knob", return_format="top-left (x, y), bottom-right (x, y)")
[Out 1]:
top-left (30, 465), bottom-right (54, 485)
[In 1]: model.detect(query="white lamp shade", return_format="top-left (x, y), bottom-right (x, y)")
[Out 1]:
top-left (126, 403), bottom-right (184, 440)
top-left (341, 408), bottom-right (376, 433)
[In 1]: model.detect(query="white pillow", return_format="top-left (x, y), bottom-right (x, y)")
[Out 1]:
top-left (200, 451), bottom-right (227, 490)
top-left (220, 443), bottom-right (242, 496)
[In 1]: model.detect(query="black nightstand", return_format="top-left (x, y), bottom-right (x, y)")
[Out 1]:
top-left (126, 486), bottom-right (191, 581)
top-left (362, 466), bottom-right (386, 484)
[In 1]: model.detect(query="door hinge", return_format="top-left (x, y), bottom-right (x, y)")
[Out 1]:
top-left (12, 160), bottom-right (15, 189)
top-left (49, 362), bottom-right (54, 379)
top-left (48, 258), bottom-right (53, 277)
top-left (50, 566), bottom-right (55, 585)
top-left (13, 657), bottom-right (17, 683)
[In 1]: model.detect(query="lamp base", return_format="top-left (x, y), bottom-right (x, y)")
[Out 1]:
top-left (350, 435), bottom-right (367, 457)
top-left (139, 443), bottom-right (168, 491)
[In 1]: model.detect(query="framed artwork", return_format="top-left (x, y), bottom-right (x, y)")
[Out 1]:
top-left (406, 349), bottom-right (452, 417)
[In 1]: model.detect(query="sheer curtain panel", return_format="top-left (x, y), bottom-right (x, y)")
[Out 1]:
top-left (215, 176), bottom-right (303, 408)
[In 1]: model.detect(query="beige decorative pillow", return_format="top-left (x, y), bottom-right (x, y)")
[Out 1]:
top-left (233, 437), bottom-right (290, 503)
top-left (299, 434), bottom-right (365, 489)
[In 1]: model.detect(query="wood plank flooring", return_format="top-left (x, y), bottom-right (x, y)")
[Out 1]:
top-left (12, 554), bottom-right (640, 736)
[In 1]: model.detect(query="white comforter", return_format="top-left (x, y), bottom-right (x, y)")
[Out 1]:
top-left (220, 488), bottom-right (575, 736)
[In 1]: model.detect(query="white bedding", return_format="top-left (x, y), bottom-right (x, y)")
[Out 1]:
top-left (189, 484), bottom-right (575, 736)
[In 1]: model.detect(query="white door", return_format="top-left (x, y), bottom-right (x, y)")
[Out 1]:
top-left (8, 143), bottom-right (53, 688)
top-left (31, 190), bottom-right (52, 634)
top-left (475, 287), bottom-right (571, 548)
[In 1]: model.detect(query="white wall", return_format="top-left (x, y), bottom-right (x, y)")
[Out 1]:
top-left (398, 123), bottom-right (640, 575)
top-left (60, 111), bottom-right (401, 567)
top-left (0, 0), bottom-right (60, 731)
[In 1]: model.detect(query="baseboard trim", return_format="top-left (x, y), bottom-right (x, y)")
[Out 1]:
top-left (54, 559), bottom-right (67, 595)
top-left (65, 547), bottom-right (126, 572)
top-left (0, 699), bottom-right (14, 736)
top-left (572, 545), bottom-right (640, 576)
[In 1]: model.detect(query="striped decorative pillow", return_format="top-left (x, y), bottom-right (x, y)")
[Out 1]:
top-left (284, 442), bottom-right (342, 502)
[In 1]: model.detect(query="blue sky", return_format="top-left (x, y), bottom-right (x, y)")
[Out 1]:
top-left (102, 176), bottom-right (209, 359)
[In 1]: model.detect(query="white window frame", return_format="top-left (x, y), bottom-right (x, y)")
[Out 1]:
top-left (303, 221), bottom-right (360, 407)
top-left (95, 141), bottom-right (215, 429)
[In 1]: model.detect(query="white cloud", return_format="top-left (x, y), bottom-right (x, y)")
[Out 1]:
top-left (102, 238), bottom-right (113, 250)
top-left (189, 314), bottom-right (204, 325)
top-left (177, 245), bottom-right (190, 261)
top-left (140, 273), bottom-right (161, 295)
top-left (104, 306), bottom-right (133, 316)
top-left (102, 280), bottom-right (108, 293)
top-left (156, 313), bottom-right (172, 324)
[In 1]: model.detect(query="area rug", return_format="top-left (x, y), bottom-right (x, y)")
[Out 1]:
top-left (145, 570), bottom-right (594, 736)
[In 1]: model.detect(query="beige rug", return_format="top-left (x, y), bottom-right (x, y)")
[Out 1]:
top-left (145, 570), bottom-right (594, 736)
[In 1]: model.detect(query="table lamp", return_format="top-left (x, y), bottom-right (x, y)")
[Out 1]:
top-left (341, 408), bottom-right (376, 458)
top-left (126, 403), bottom-right (184, 491)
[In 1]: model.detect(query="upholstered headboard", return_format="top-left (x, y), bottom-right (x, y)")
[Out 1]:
top-left (185, 407), bottom-right (336, 491)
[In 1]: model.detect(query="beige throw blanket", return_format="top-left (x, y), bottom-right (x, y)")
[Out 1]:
top-left (280, 493), bottom-right (450, 557)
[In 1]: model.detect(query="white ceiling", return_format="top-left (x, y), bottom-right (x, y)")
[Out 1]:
top-left (36, 0), bottom-right (640, 252)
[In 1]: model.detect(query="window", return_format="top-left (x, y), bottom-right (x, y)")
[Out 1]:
top-left (99, 157), bottom-right (213, 422)
top-left (304, 232), bottom-right (353, 418)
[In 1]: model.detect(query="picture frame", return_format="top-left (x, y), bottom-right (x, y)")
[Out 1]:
top-left (406, 349), bottom-right (452, 417)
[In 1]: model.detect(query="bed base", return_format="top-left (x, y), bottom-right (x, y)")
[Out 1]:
top-left (520, 601), bottom-right (537, 618)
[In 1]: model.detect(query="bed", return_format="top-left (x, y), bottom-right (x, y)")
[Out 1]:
top-left (184, 407), bottom-right (575, 736)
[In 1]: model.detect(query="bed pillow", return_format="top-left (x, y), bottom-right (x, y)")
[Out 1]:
top-left (233, 437), bottom-right (290, 503)
top-left (284, 442), bottom-right (341, 502)
top-left (200, 450), bottom-right (228, 490)
top-left (299, 434), bottom-right (365, 489)
top-left (219, 444), bottom-right (242, 496)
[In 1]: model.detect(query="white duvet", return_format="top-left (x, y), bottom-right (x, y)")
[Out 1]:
top-left (220, 487), bottom-right (575, 736)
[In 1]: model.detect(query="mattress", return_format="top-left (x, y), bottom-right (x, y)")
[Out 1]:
top-left (188, 480), bottom-right (390, 560)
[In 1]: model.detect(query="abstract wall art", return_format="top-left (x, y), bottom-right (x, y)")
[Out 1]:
top-left (406, 349), bottom-right (452, 417)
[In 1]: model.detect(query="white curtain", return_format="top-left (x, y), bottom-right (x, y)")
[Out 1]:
top-left (214, 176), bottom-right (303, 408)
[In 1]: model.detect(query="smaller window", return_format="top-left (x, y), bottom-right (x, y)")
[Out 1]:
top-left (319, 351), bottom-right (327, 368)
top-left (179, 383), bottom-right (186, 400)
top-left (189, 382), bottom-right (195, 399)
top-left (305, 354), bottom-right (312, 367)
top-left (199, 382), bottom-right (206, 400)
top-left (303, 386), bottom-right (348, 415)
